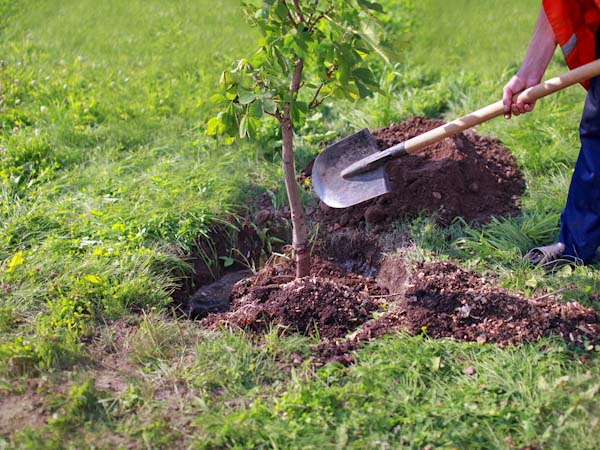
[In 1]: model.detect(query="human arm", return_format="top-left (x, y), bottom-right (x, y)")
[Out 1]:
top-left (503, 5), bottom-right (557, 119)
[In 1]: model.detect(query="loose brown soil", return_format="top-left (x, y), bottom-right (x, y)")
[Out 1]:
top-left (88, 318), bottom-right (140, 393)
top-left (311, 117), bottom-right (525, 229)
top-left (225, 277), bottom-right (376, 340)
top-left (202, 256), bottom-right (385, 340)
top-left (189, 117), bottom-right (596, 364)
top-left (356, 259), bottom-right (600, 347)
top-left (0, 388), bottom-right (50, 436)
top-left (200, 254), bottom-right (600, 360)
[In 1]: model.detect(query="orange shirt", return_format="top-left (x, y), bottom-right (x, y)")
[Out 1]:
top-left (543, 0), bottom-right (600, 88)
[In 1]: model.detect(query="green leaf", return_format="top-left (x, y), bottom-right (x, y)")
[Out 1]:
top-left (218, 71), bottom-right (228, 89)
top-left (249, 100), bottom-right (264, 118)
top-left (357, 0), bottom-right (384, 13)
top-left (272, 46), bottom-right (289, 73)
top-left (290, 101), bottom-right (300, 126)
top-left (220, 256), bottom-right (235, 267)
top-left (209, 93), bottom-right (226, 104)
top-left (292, 31), bottom-right (310, 58)
top-left (206, 116), bottom-right (225, 136)
top-left (263, 98), bottom-right (278, 114)
top-left (338, 61), bottom-right (350, 86)
top-left (289, 101), bottom-right (307, 127)
top-left (222, 103), bottom-right (237, 134)
top-left (295, 101), bottom-right (308, 113)
top-left (274, 2), bottom-right (288, 21)
top-left (255, 8), bottom-right (269, 19)
top-left (525, 276), bottom-right (538, 289)
top-left (352, 67), bottom-right (376, 85)
top-left (239, 113), bottom-right (248, 138)
top-left (355, 79), bottom-right (371, 98)
top-left (247, 116), bottom-right (258, 139)
top-left (238, 90), bottom-right (257, 105)
top-left (358, 20), bottom-right (397, 66)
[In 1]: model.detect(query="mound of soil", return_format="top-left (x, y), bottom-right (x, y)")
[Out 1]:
top-left (357, 260), bottom-right (600, 347)
top-left (202, 256), bottom-right (386, 340)
top-left (197, 255), bottom-right (599, 365)
top-left (312, 117), bottom-right (525, 228)
top-left (200, 255), bottom-right (600, 352)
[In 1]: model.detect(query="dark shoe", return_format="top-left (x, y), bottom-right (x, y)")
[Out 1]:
top-left (523, 242), bottom-right (582, 270)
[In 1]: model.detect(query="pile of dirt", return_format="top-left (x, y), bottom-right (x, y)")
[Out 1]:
top-left (201, 256), bottom-right (386, 340)
top-left (314, 260), bottom-right (600, 366)
top-left (312, 117), bottom-right (525, 229)
top-left (358, 260), bottom-right (600, 347)
top-left (199, 255), bottom-right (600, 355)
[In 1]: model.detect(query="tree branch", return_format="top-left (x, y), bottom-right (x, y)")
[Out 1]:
top-left (308, 83), bottom-right (323, 109)
top-left (281, 0), bottom-right (298, 28)
top-left (292, 0), bottom-right (304, 23)
top-left (308, 7), bottom-right (333, 31)
top-left (266, 110), bottom-right (282, 121)
top-left (289, 59), bottom-right (304, 95)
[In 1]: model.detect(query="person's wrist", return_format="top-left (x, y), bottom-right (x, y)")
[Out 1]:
top-left (516, 68), bottom-right (542, 87)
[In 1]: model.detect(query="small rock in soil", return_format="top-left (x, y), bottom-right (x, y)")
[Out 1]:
top-left (188, 270), bottom-right (253, 319)
top-left (463, 366), bottom-right (476, 376)
top-left (364, 205), bottom-right (387, 225)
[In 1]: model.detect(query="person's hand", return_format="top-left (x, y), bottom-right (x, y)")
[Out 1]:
top-left (502, 75), bottom-right (539, 119)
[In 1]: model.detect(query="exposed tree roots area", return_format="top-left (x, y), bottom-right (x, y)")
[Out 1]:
top-left (198, 255), bottom-right (600, 365)
top-left (188, 117), bottom-right (598, 364)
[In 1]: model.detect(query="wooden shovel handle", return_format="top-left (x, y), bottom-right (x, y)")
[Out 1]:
top-left (403, 58), bottom-right (600, 154)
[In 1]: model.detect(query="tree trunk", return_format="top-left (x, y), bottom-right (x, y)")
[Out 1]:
top-left (280, 116), bottom-right (310, 278)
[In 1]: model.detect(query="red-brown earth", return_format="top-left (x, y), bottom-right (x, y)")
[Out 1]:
top-left (189, 117), bottom-right (598, 364)
top-left (310, 116), bottom-right (525, 230)
top-left (201, 256), bottom-right (386, 340)
top-left (200, 255), bottom-right (600, 364)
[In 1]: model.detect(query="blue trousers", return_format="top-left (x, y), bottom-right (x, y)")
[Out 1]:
top-left (558, 32), bottom-right (600, 263)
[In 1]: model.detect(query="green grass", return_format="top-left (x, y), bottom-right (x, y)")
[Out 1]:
top-left (1, 0), bottom-right (600, 448)
top-left (0, 0), bottom-right (270, 374)
top-left (410, 0), bottom-right (540, 75)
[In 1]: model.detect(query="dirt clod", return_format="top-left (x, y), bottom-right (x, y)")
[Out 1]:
top-left (365, 205), bottom-right (387, 224)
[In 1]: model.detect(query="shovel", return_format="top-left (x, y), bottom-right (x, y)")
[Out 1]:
top-left (312, 58), bottom-right (600, 208)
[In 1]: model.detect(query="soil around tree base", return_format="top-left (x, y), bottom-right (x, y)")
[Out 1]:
top-left (202, 256), bottom-right (386, 340)
top-left (201, 255), bottom-right (600, 362)
top-left (193, 116), bottom-right (595, 362)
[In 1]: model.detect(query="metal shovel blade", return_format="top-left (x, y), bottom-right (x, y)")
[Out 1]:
top-left (311, 129), bottom-right (390, 208)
